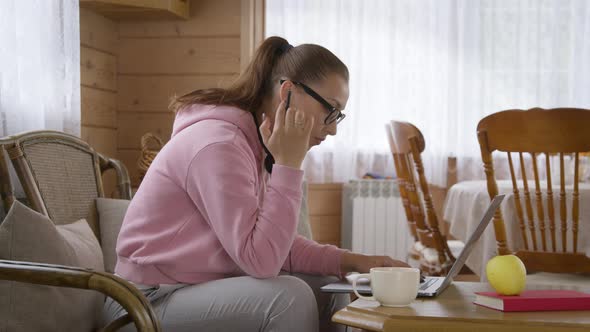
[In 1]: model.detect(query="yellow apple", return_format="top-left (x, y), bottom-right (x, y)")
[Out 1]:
top-left (485, 254), bottom-right (527, 295)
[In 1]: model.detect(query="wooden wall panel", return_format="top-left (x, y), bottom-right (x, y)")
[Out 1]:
top-left (118, 0), bottom-right (241, 37)
top-left (118, 37), bottom-right (240, 75)
top-left (118, 74), bottom-right (236, 112)
top-left (81, 127), bottom-right (118, 158)
top-left (80, 127), bottom-right (118, 196)
top-left (80, 8), bottom-right (118, 53)
top-left (116, 0), bottom-right (243, 188)
top-left (80, 8), bottom-right (118, 197)
top-left (81, 86), bottom-right (117, 128)
top-left (117, 149), bottom-right (142, 187)
top-left (118, 112), bottom-right (174, 150)
top-left (80, 47), bottom-right (117, 91)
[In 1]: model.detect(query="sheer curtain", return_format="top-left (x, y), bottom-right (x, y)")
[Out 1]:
top-left (0, 0), bottom-right (80, 137)
top-left (266, 0), bottom-right (590, 186)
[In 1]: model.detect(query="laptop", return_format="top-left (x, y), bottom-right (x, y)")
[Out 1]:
top-left (320, 194), bottom-right (505, 298)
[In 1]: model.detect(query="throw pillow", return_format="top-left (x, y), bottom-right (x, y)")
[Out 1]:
top-left (0, 201), bottom-right (104, 332)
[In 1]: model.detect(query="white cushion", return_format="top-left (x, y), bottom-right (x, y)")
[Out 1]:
top-left (447, 240), bottom-right (465, 259)
top-left (413, 241), bottom-right (426, 252)
top-left (0, 201), bottom-right (104, 332)
top-left (413, 240), bottom-right (465, 264)
top-left (422, 247), bottom-right (440, 264)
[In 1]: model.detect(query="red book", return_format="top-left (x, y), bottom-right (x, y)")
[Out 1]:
top-left (474, 290), bottom-right (590, 312)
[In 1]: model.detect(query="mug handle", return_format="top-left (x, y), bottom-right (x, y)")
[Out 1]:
top-left (352, 273), bottom-right (375, 301)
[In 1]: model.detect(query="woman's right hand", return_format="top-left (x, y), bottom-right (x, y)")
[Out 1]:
top-left (260, 100), bottom-right (314, 169)
top-left (340, 252), bottom-right (411, 273)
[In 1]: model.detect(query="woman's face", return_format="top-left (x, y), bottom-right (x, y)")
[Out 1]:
top-left (278, 73), bottom-right (349, 149)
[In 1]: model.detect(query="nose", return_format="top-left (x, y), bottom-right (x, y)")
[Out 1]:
top-left (326, 119), bottom-right (337, 136)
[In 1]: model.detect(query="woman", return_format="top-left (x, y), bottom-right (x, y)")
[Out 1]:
top-left (106, 36), bottom-right (409, 331)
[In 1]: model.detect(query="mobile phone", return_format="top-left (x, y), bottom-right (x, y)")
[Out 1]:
top-left (285, 90), bottom-right (292, 111)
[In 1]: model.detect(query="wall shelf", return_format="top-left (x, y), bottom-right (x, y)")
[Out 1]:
top-left (80, 0), bottom-right (189, 20)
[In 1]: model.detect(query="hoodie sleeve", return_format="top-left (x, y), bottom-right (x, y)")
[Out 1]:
top-left (282, 235), bottom-right (348, 277)
top-left (186, 142), bottom-right (303, 278)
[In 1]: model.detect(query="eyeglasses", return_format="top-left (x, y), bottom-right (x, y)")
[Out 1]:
top-left (280, 79), bottom-right (346, 125)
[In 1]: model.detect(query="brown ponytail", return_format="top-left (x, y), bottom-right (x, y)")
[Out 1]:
top-left (169, 36), bottom-right (349, 114)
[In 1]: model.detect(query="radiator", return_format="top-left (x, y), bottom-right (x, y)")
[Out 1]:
top-left (341, 180), bottom-right (414, 261)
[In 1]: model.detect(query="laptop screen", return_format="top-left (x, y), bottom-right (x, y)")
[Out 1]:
top-left (439, 194), bottom-right (505, 289)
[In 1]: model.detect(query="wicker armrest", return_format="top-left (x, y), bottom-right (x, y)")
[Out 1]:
top-left (98, 154), bottom-right (133, 200)
top-left (0, 260), bottom-right (160, 332)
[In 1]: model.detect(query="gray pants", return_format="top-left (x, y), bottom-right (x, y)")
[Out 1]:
top-left (103, 273), bottom-right (349, 332)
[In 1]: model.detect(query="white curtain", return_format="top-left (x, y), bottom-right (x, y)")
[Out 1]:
top-left (0, 0), bottom-right (80, 137)
top-left (266, 0), bottom-right (590, 186)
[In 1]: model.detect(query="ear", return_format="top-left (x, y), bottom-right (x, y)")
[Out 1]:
top-left (279, 80), bottom-right (294, 102)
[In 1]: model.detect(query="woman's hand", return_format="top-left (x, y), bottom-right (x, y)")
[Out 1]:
top-left (340, 252), bottom-right (410, 273)
top-left (260, 100), bottom-right (314, 169)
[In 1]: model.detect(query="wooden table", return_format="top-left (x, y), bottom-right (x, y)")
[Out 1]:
top-left (332, 282), bottom-right (590, 332)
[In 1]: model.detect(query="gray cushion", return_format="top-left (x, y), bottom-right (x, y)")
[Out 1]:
top-left (0, 201), bottom-right (104, 332)
top-left (96, 198), bottom-right (130, 273)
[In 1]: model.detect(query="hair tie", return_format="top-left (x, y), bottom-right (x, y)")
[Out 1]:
top-left (280, 43), bottom-right (294, 54)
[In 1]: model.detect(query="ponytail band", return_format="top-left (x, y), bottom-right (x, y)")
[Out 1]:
top-left (280, 43), bottom-right (294, 54)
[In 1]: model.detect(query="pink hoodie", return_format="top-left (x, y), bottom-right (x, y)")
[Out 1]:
top-left (115, 104), bottom-right (347, 285)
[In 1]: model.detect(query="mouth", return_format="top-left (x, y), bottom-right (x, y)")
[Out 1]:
top-left (315, 137), bottom-right (326, 143)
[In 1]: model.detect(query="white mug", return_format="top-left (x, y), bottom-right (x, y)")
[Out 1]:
top-left (352, 267), bottom-right (420, 307)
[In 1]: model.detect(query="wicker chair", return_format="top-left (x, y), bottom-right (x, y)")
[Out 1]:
top-left (0, 130), bottom-right (160, 332)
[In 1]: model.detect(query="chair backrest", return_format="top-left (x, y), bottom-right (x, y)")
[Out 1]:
top-left (477, 107), bottom-right (590, 273)
top-left (386, 121), bottom-right (455, 271)
top-left (0, 131), bottom-right (131, 240)
top-left (385, 124), bottom-right (419, 242)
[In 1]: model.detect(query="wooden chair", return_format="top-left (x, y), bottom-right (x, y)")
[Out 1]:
top-left (0, 130), bottom-right (159, 331)
top-left (477, 107), bottom-right (590, 274)
top-left (386, 121), bottom-right (463, 275)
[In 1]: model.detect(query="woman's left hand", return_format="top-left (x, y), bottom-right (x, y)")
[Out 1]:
top-left (340, 252), bottom-right (410, 274)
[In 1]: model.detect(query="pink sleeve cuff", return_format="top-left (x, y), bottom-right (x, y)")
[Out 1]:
top-left (268, 164), bottom-right (304, 193)
top-left (323, 245), bottom-right (349, 277)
